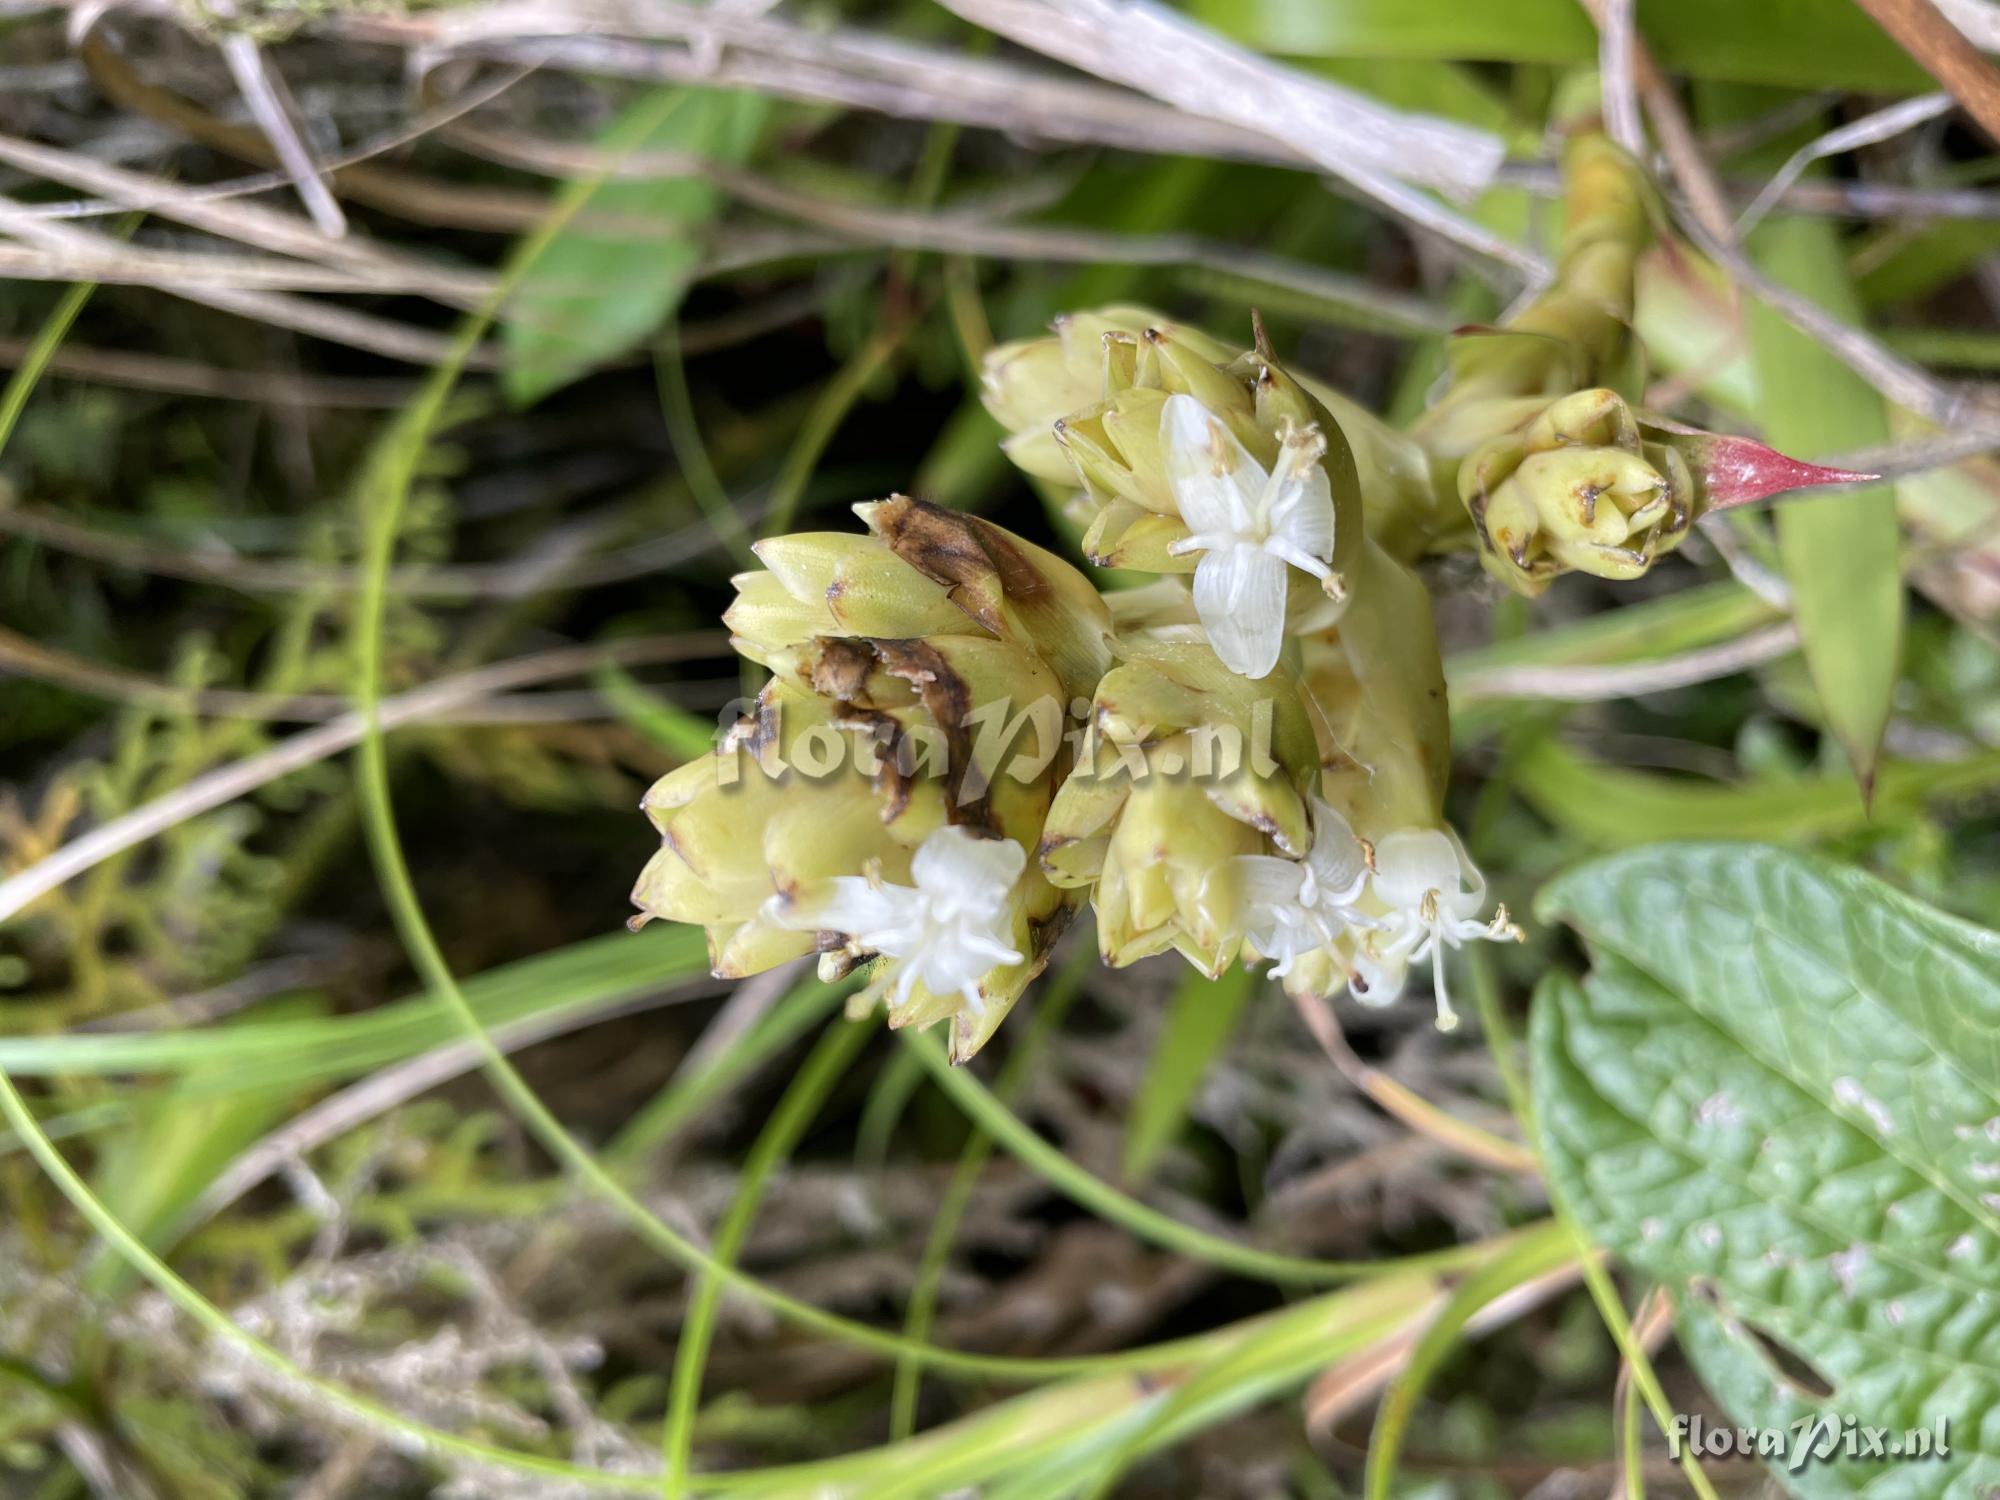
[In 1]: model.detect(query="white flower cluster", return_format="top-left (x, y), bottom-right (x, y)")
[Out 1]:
top-left (1240, 802), bottom-right (1519, 1030)
top-left (1156, 391), bottom-right (1517, 1029)
top-left (766, 827), bottom-right (1025, 1015)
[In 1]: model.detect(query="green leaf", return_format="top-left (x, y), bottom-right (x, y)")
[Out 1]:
top-left (0, 924), bottom-right (705, 1092)
top-left (1857, 221), bottom-right (2000, 311)
top-left (1194, 0), bottom-right (1927, 91)
top-left (502, 87), bottom-right (768, 404)
top-left (1531, 843), bottom-right (2000, 1498)
top-left (1738, 183), bottom-right (1903, 792)
top-left (1364, 1220), bottom-right (1578, 1500)
top-left (87, 1081), bottom-right (291, 1292)
top-left (1511, 739), bottom-right (2000, 848)
top-left (595, 660), bottom-right (718, 760)
top-left (1122, 965), bottom-right (1258, 1184)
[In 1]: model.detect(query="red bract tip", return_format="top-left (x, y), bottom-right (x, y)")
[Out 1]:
top-left (1671, 430), bottom-right (1878, 509)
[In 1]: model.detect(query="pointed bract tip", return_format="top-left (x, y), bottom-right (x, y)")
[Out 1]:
top-left (1687, 432), bottom-right (1878, 508)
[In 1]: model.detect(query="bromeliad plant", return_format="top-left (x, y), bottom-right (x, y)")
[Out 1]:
top-left (632, 129), bottom-right (1868, 1061)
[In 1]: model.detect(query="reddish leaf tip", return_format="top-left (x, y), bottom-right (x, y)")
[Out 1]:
top-left (1685, 432), bottom-right (1879, 509)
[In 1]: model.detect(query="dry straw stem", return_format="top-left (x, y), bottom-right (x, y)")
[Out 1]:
top-left (0, 338), bottom-right (416, 405)
top-left (373, 0), bottom-right (1363, 166)
top-left (0, 634), bottom-right (722, 924)
top-left (0, 131), bottom-right (484, 299)
top-left (217, 32), bottom-right (346, 236)
top-left (373, 0), bottom-right (1323, 164)
top-left (0, 485), bottom-right (762, 595)
top-left (1448, 621), bottom-right (1803, 702)
top-left (1288, 988), bottom-right (1539, 1174)
top-left (442, 116), bottom-right (1455, 335)
top-left (0, 622), bottom-right (732, 720)
top-left (1936, 0), bottom-right (2000, 47)
top-left (1300, 1255), bottom-right (1585, 1432)
top-left (1574, 0), bottom-right (2000, 435)
top-left (0, 176), bottom-right (499, 365)
top-left (1852, 0), bottom-right (2000, 144)
top-left (345, 0), bottom-right (1532, 272)
top-left (931, 0), bottom-right (1539, 278)
top-left (74, 30), bottom-right (561, 234)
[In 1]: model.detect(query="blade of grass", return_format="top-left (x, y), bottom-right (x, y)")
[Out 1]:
top-left (891, 942), bottom-right (1091, 1441)
top-left (0, 926), bottom-right (707, 1088)
top-left (663, 1014), bottom-right (876, 1492)
top-left (1714, 92), bottom-right (1907, 793)
top-left (1361, 1220), bottom-right (1577, 1500)
top-left (1511, 737), bottom-right (2000, 847)
top-left (1192, 0), bottom-right (1927, 92)
top-left (1748, 220), bottom-right (1905, 794)
top-left (1470, 956), bottom-right (1721, 1500)
top-left (0, 278), bottom-right (98, 460)
top-left (907, 1030), bottom-right (1488, 1284)
top-left (1122, 965), bottom-right (1257, 1185)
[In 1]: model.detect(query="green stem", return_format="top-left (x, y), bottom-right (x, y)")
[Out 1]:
top-left (890, 943), bottom-right (1090, 1440)
top-left (909, 1030), bottom-right (1488, 1285)
top-left (761, 322), bottom-right (905, 537)
top-left (654, 323), bottom-right (759, 568)
top-left (1468, 957), bottom-right (1720, 1500)
top-left (664, 1015), bottom-right (876, 1491)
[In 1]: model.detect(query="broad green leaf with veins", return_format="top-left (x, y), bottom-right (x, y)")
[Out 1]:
top-left (1531, 843), bottom-right (2000, 1499)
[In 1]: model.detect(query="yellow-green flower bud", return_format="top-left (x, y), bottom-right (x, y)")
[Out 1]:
top-left (1459, 387), bottom-right (1693, 595)
top-left (979, 306), bottom-right (1161, 484)
top-left (1040, 636), bottom-right (1320, 975)
top-left (1089, 732), bottom-right (1259, 974)
top-left (856, 495), bottom-right (1115, 703)
top-left (641, 499), bottom-right (1117, 1060)
top-left (634, 682), bottom-right (950, 979)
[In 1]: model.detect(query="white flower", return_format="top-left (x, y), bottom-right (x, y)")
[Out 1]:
top-left (1350, 826), bottom-right (1520, 1031)
top-left (764, 825), bottom-right (1025, 1014)
top-left (1237, 800), bottom-right (1378, 979)
top-left (1160, 392), bottom-right (1338, 679)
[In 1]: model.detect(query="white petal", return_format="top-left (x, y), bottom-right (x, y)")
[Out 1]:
top-left (911, 826), bottom-right (1026, 908)
top-left (1266, 461), bottom-right (1335, 567)
top-left (1349, 945), bottom-right (1408, 1007)
top-left (766, 877), bottom-right (913, 939)
top-left (1440, 826), bottom-right (1488, 920)
top-left (1370, 827), bottom-right (1466, 912)
top-left (1192, 544), bottom-right (1288, 677)
top-left (1237, 853), bottom-right (1310, 917)
top-left (1160, 394), bottom-right (1265, 537)
top-left (1303, 800), bottom-right (1367, 899)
